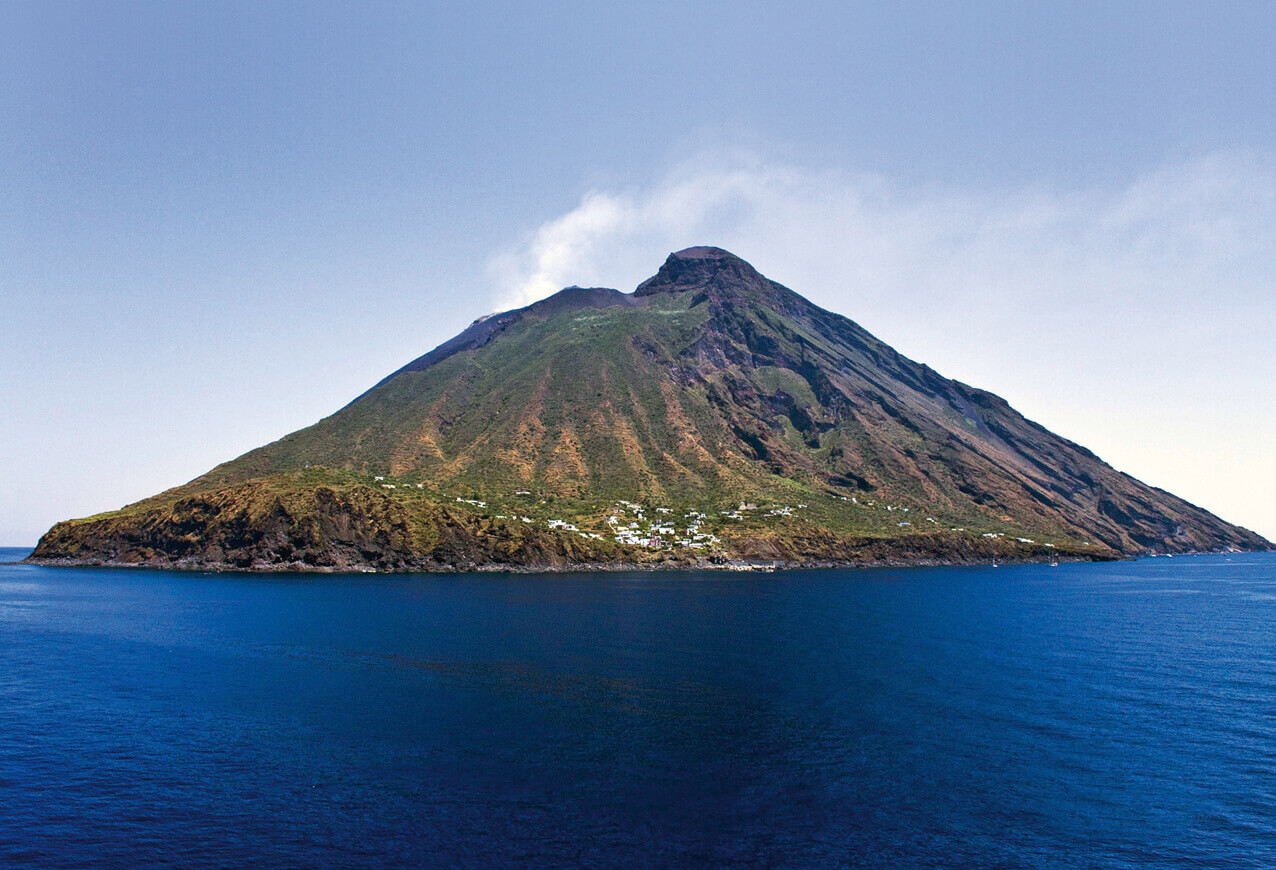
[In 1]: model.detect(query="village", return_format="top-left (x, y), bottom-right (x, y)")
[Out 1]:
top-left (365, 474), bottom-right (1058, 554)
top-left (604, 501), bottom-right (721, 550)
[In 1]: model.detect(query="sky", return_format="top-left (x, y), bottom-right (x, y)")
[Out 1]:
top-left (2, 1), bottom-right (1274, 544)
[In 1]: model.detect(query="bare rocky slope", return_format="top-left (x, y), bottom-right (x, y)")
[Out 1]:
top-left (29, 247), bottom-right (1271, 571)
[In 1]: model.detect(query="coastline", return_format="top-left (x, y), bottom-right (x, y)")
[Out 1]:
top-left (22, 551), bottom-right (1173, 574)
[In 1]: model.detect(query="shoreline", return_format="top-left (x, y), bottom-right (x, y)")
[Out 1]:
top-left (38, 550), bottom-right (1276, 575)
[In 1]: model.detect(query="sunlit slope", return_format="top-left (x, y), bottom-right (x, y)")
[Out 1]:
top-left (192, 294), bottom-right (751, 503)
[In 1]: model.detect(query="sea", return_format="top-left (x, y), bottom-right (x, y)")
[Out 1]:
top-left (2, 547), bottom-right (1275, 869)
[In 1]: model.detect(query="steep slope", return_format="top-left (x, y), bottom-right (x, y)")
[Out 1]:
top-left (30, 247), bottom-right (1270, 570)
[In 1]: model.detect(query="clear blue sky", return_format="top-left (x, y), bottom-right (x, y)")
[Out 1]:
top-left (3, 1), bottom-right (1274, 544)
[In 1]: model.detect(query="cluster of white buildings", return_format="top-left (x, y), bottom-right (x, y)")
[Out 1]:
top-left (675, 510), bottom-right (717, 550)
top-left (605, 503), bottom-right (721, 551)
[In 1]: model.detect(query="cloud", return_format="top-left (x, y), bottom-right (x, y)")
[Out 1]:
top-left (487, 151), bottom-right (1276, 539)
top-left (488, 192), bottom-right (631, 308)
top-left (490, 152), bottom-right (1276, 327)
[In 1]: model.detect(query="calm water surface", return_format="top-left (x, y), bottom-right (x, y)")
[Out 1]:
top-left (2, 547), bottom-right (1275, 868)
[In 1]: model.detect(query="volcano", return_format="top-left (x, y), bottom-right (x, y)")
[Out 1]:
top-left (30, 247), bottom-right (1271, 571)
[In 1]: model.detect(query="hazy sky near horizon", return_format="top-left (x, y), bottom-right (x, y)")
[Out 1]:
top-left (3, 1), bottom-right (1274, 544)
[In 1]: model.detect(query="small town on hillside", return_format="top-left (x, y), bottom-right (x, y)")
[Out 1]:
top-left (338, 463), bottom-right (1080, 558)
top-left (361, 475), bottom-right (1060, 555)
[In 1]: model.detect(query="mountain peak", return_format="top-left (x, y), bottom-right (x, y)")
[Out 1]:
top-left (634, 246), bottom-right (767, 297)
top-left (670, 245), bottom-right (739, 260)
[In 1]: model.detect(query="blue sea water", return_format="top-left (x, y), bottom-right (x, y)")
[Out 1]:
top-left (2, 548), bottom-right (1276, 868)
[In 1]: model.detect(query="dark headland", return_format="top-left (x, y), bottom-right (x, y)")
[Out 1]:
top-left (28, 247), bottom-right (1271, 572)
